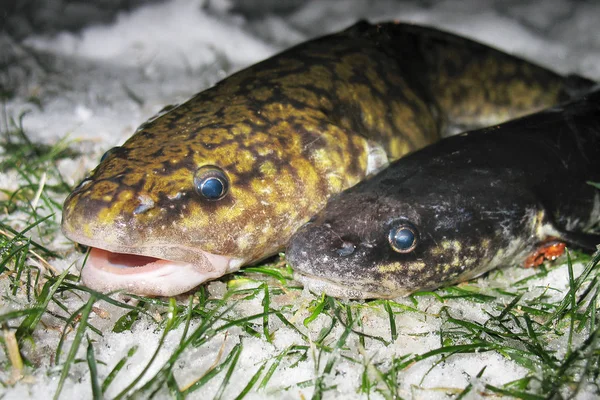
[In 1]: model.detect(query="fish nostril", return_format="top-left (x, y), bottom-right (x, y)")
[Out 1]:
top-left (336, 241), bottom-right (355, 257)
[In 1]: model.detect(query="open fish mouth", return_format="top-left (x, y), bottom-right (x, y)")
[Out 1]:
top-left (78, 246), bottom-right (244, 297)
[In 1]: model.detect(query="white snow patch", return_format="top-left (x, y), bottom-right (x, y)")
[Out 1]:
top-left (2, 0), bottom-right (600, 398)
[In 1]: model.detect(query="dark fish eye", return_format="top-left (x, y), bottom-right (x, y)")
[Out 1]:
top-left (388, 222), bottom-right (418, 253)
top-left (194, 165), bottom-right (229, 200)
top-left (100, 146), bottom-right (121, 162)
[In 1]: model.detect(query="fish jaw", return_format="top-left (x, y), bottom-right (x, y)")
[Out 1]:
top-left (65, 229), bottom-right (245, 296)
top-left (81, 248), bottom-right (241, 296)
top-left (293, 270), bottom-right (413, 299)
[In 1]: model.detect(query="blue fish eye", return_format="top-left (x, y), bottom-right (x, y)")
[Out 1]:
top-left (200, 177), bottom-right (224, 199)
top-left (388, 223), bottom-right (418, 253)
top-left (194, 166), bottom-right (229, 200)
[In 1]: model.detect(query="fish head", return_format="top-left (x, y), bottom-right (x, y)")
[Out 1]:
top-left (287, 167), bottom-right (534, 299)
top-left (61, 95), bottom-right (366, 296)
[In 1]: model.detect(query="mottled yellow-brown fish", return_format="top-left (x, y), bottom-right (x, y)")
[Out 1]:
top-left (61, 21), bottom-right (595, 296)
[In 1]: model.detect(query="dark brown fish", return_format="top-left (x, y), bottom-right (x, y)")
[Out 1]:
top-left (287, 89), bottom-right (600, 299)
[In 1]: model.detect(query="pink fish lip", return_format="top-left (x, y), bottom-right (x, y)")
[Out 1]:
top-left (87, 248), bottom-right (185, 275)
top-left (61, 223), bottom-right (245, 295)
top-left (75, 245), bottom-right (244, 297)
top-left (90, 249), bottom-right (155, 270)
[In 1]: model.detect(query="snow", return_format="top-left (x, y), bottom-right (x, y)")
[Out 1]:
top-left (2, 0), bottom-right (599, 398)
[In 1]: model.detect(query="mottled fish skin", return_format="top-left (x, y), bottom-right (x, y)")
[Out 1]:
top-left (62, 21), bottom-right (595, 295)
top-left (287, 89), bottom-right (600, 300)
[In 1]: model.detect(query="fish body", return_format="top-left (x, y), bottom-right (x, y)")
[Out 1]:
top-left (287, 89), bottom-right (600, 299)
top-left (61, 21), bottom-right (595, 296)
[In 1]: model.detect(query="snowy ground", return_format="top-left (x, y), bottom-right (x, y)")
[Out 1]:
top-left (2, 0), bottom-right (600, 399)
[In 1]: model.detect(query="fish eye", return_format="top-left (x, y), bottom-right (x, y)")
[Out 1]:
top-left (100, 146), bottom-right (121, 162)
top-left (388, 222), bottom-right (419, 253)
top-left (194, 165), bottom-right (229, 200)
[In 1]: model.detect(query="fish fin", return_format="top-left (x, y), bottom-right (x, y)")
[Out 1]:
top-left (527, 215), bottom-right (600, 267)
top-left (365, 140), bottom-right (388, 176)
top-left (563, 74), bottom-right (597, 99)
top-left (553, 228), bottom-right (600, 251)
top-left (536, 202), bottom-right (600, 251)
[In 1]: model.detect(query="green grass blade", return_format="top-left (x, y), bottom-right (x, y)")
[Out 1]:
top-left (183, 342), bottom-right (243, 395)
top-left (101, 346), bottom-right (138, 394)
top-left (53, 294), bottom-right (97, 400)
top-left (16, 268), bottom-right (71, 342)
top-left (383, 300), bottom-right (397, 342)
top-left (233, 362), bottom-right (266, 400)
top-left (86, 337), bottom-right (102, 400)
top-left (214, 342), bottom-right (243, 400)
top-left (113, 298), bottom-right (179, 399)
